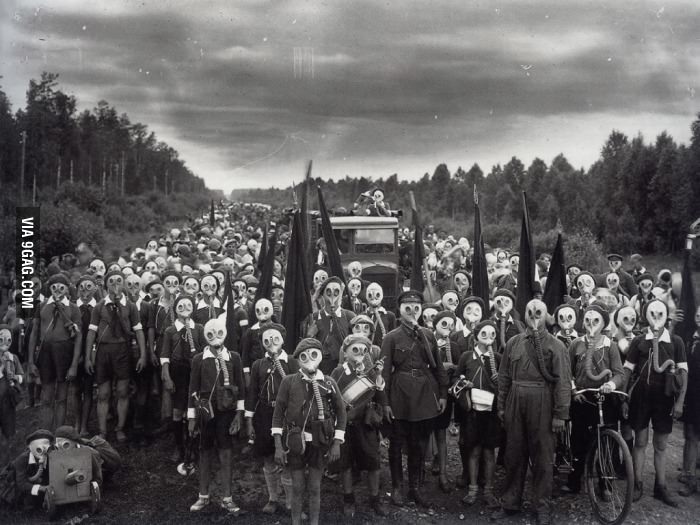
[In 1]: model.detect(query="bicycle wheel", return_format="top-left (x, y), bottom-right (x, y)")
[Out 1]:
top-left (584, 428), bottom-right (634, 525)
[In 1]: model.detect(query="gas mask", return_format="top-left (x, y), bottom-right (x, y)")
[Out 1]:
top-left (576, 274), bottom-right (595, 296)
top-left (298, 347), bottom-right (322, 374)
top-left (365, 283), bottom-right (383, 308)
top-left (144, 260), bottom-right (158, 273)
top-left (348, 261), bottom-right (362, 279)
top-left (247, 287), bottom-right (257, 304)
top-left (54, 437), bottom-right (76, 451)
top-left (594, 289), bottom-right (618, 312)
top-left (271, 287), bottom-right (284, 317)
top-left (616, 306), bottom-right (636, 334)
top-left (583, 310), bottom-right (604, 339)
top-left (313, 270), bottom-right (328, 291)
top-left (125, 274), bottom-right (141, 300)
top-left (638, 278), bottom-right (653, 296)
top-left (175, 297), bottom-right (194, 320)
top-left (149, 283), bottom-right (164, 301)
top-left (106, 274), bottom-right (124, 299)
top-left (183, 277), bottom-right (200, 297)
top-left (344, 342), bottom-right (368, 367)
top-left (435, 316), bottom-right (455, 338)
top-left (163, 276), bottom-right (180, 297)
top-left (509, 255), bottom-right (519, 273)
top-left (261, 327), bottom-right (283, 356)
top-left (146, 240), bottom-right (158, 252)
top-left (557, 306), bottom-right (577, 332)
top-left (323, 282), bottom-right (343, 311)
top-left (200, 275), bottom-right (218, 298)
top-left (182, 264), bottom-right (193, 275)
top-left (441, 291), bottom-right (459, 313)
top-left (609, 259), bottom-right (621, 272)
top-left (78, 281), bottom-right (97, 303)
top-left (373, 190), bottom-right (384, 203)
top-left (606, 272), bottom-right (620, 292)
top-left (107, 262), bottom-right (122, 273)
top-left (28, 438), bottom-right (52, 464)
top-left (221, 258), bottom-right (235, 273)
top-left (0, 328), bottom-right (11, 352)
top-left (89, 259), bottom-right (106, 277)
top-left (122, 266), bottom-right (135, 277)
top-left (155, 257), bottom-right (167, 272)
top-left (422, 307), bottom-right (438, 328)
top-left (476, 325), bottom-right (496, 348)
top-left (255, 298), bottom-right (273, 323)
top-left (463, 302), bottom-right (483, 328)
top-left (50, 282), bottom-right (68, 303)
top-left (347, 278), bottom-right (362, 299)
top-left (400, 301), bottom-right (422, 325)
top-left (273, 260), bottom-right (282, 278)
top-left (646, 300), bottom-right (667, 332)
top-left (454, 272), bottom-right (469, 293)
top-left (352, 322), bottom-right (372, 338)
top-left (525, 299), bottom-right (547, 331)
top-left (204, 317), bottom-right (227, 348)
top-left (494, 295), bottom-right (513, 319)
top-left (497, 251), bottom-right (507, 264)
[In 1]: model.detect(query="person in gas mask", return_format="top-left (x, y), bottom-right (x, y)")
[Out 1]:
top-left (27, 274), bottom-right (82, 429)
top-left (304, 277), bottom-right (356, 375)
top-left (11, 429), bottom-right (54, 508)
top-left (363, 282), bottom-right (396, 348)
top-left (494, 299), bottom-right (570, 525)
top-left (271, 338), bottom-right (347, 525)
top-left (241, 298), bottom-right (276, 383)
top-left (563, 305), bottom-right (624, 494)
top-left (380, 290), bottom-right (448, 508)
top-left (193, 274), bottom-right (224, 325)
top-left (624, 299), bottom-right (687, 507)
top-left (85, 271), bottom-right (147, 442)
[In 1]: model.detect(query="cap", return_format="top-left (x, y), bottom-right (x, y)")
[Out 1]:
top-left (461, 296), bottom-right (485, 312)
top-left (630, 253), bottom-right (642, 262)
top-left (607, 253), bottom-right (623, 262)
top-left (341, 334), bottom-right (372, 353)
top-left (260, 322), bottom-right (286, 339)
top-left (636, 272), bottom-right (654, 284)
top-left (104, 270), bottom-right (125, 283)
top-left (350, 314), bottom-right (373, 327)
top-left (293, 337), bottom-right (323, 358)
top-left (474, 319), bottom-right (497, 337)
top-left (493, 288), bottom-right (515, 302)
top-left (54, 425), bottom-right (80, 442)
top-left (26, 429), bottom-right (54, 444)
top-left (584, 303), bottom-right (610, 328)
top-left (47, 274), bottom-right (70, 288)
top-left (433, 310), bottom-right (456, 326)
top-left (397, 289), bottom-right (424, 305)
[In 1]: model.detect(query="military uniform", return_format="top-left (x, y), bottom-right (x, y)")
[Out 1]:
top-left (304, 308), bottom-right (355, 374)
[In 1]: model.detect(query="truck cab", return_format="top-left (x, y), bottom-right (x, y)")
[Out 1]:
top-left (314, 215), bottom-right (400, 309)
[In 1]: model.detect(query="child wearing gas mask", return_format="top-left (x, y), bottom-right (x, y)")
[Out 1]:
top-left (245, 323), bottom-right (298, 515)
top-left (187, 316), bottom-right (246, 514)
top-left (450, 296), bottom-right (485, 355)
top-left (72, 276), bottom-right (98, 437)
top-left (241, 298), bottom-right (276, 382)
top-left (0, 324), bottom-right (23, 466)
top-left (161, 295), bottom-right (206, 462)
top-left (455, 320), bottom-right (502, 507)
top-left (27, 273), bottom-right (82, 430)
top-left (271, 338), bottom-right (347, 525)
top-left (11, 429), bottom-right (54, 508)
top-left (553, 304), bottom-right (579, 349)
top-left (624, 299), bottom-right (687, 507)
top-left (331, 334), bottom-right (388, 517)
top-left (491, 289), bottom-right (523, 354)
top-left (564, 305), bottom-right (625, 495)
top-left (193, 274), bottom-right (224, 325)
top-left (363, 282), bottom-right (396, 347)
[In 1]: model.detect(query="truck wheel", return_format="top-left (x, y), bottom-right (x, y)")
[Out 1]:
top-left (44, 487), bottom-right (58, 520)
top-left (90, 481), bottom-right (101, 514)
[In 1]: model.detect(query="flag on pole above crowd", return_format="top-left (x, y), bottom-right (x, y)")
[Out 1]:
top-left (222, 270), bottom-right (239, 353)
top-left (255, 225), bottom-right (277, 303)
top-left (282, 210), bottom-right (312, 349)
top-left (209, 199), bottom-right (215, 227)
top-left (471, 185), bottom-right (490, 307)
top-left (516, 191), bottom-right (537, 319)
top-left (409, 191), bottom-right (425, 293)
top-left (317, 184), bottom-right (345, 283)
top-left (543, 232), bottom-right (567, 313)
top-left (257, 222), bottom-right (268, 274)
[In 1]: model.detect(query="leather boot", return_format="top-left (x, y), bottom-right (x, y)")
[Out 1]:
top-left (680, 476), bottom-right (697, 497)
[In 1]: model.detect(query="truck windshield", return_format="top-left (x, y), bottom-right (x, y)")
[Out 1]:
top-left (355, 228), bottom-right (394, 254)
top-left (333, 229), bottom-right (352, 254)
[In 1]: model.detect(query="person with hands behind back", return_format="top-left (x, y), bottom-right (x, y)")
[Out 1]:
top-left (271, 337), bottom-right (347, 525)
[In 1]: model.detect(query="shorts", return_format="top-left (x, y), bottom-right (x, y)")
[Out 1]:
top-left (169, 361), bottom-right (191, 412)
top-left (0, 378), bottom-right (17, 439)
top-left (95, 342), bottom-right (132, 385)
top-left (432, 397), bottom-right (454, 430)
top-left (339, 422), bottom-right (380, 471)
top-left (199, 409), bottom-right (235, 450)
top-left (629, 384), bottom-right (674, 435)
top-left (460, 410), bottom-right (502, 450)
top-left (287, 443), bottom-right (328, 471)
top-left (37, 340), bottom-right (74, 384)
top-left (252, 402), bottom-right (276, 457)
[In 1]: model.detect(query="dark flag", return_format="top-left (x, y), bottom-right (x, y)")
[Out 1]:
top-left (516, 192), bottom-right (537, 319)
top-left (471, 186), bottom-right (490, 306)
top-left (254, 227), bottom-right (277, 303)
top-left (257, 223), bottom-right (268, 274)
top-left (543, 233), bottom-right (567, 313)
top-left (282, 210), bottom-right (312, 349)
top-left (675, 244), bottom-right (697, 345)
top-left (209, 199), bottom-right (215, 227)
top-left (409, 191), bottom-right (425, 293)
top-left (317, 185), bottom-right (345, 282)
top-left (222, 270), bottom-right (239, 353)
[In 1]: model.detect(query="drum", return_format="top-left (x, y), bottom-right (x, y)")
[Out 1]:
top-left (341, 376), bottom-right (375, 408)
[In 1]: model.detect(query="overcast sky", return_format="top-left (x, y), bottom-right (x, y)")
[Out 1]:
top-left (1, 1), bottom-right (698, 192)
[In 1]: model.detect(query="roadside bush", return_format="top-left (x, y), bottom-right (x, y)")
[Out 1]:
top-left (40, 202), bottom-right (105, 258)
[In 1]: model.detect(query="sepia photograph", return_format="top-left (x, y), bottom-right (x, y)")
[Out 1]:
top-left (0, 1), bottom-right (699, 523)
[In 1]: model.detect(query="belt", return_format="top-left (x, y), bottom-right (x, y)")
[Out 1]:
top-left (512, 380), bottom-right (546, 387)
top-left (398, 368), bottom-right (427, 378)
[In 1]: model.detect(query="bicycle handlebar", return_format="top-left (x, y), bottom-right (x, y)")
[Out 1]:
top-left (574, 388), bottom-right (628, 399)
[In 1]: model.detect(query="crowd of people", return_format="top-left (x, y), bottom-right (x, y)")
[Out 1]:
top-left (0, 197), bottom-right (698, 525)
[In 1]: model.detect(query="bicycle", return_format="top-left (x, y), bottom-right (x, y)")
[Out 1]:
top-left (574, 388), bottom-right (634, 525)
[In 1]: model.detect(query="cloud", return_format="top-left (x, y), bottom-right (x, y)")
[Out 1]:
top-left (2, 0), bottom-right (699, 191)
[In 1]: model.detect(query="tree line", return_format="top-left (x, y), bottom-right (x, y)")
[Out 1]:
top-left (234, 115), bottom-right (700, 257)
top-left (0, 72), bottom-right (207, 201)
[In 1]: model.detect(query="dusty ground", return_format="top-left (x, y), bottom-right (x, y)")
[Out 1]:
top-left (1, 400), bottom-right (699, 525)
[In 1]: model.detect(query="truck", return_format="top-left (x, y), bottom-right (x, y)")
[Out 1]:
top-left (313, 215), bottom-right (400, 309)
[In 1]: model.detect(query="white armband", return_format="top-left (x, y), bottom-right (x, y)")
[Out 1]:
top-left (334, 429), bottom-right (345, 443)
top-left (623, 362), bottom-right (636, 371)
